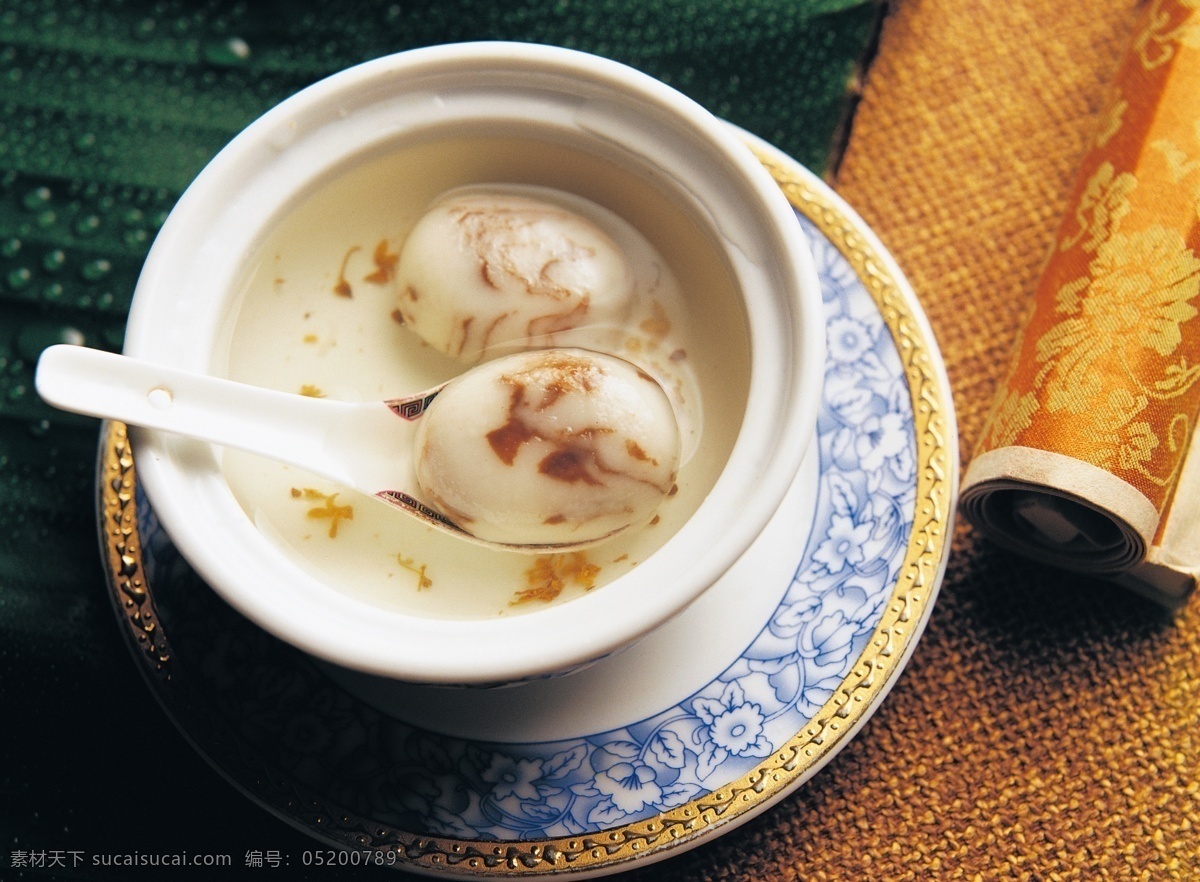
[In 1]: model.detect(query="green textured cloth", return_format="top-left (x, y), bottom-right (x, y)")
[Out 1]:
top-left (0, 1), bottom-right (881, 878)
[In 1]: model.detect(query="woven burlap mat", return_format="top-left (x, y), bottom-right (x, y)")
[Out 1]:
top-left (646, 1), bottom-right (1200, 879)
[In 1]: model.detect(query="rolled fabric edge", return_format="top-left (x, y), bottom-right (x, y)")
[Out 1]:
top-left (961, 446), bottom-right (1156, 572)
top-left (961, 447), bottom-right (1194, 610)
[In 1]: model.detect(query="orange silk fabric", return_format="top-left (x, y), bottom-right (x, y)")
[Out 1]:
top-left (976, 0), bottom-right (1200, 528)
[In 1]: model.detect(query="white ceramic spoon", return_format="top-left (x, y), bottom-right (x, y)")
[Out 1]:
top-left (34, 343), bottom-right (663, 553)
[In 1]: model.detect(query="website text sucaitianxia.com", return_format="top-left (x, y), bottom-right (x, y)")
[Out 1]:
top-left (10, 848), bottom-right (411, 871)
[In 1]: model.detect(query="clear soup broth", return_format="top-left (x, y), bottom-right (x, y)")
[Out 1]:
top-left (218, 134), bottom-right (750, 619)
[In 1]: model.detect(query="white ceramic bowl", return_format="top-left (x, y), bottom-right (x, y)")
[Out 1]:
top-left (123, 42), bottom-right (823, 685)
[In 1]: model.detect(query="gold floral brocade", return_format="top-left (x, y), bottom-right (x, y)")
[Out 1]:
top-left (972, 0), bottom-right (1200, 549)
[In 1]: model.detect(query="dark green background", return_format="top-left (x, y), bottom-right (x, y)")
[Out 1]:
top-left (0, 1), bottom-right (881, 878)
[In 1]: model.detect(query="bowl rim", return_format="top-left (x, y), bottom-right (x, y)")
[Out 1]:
top-left (124, 40), bottom-right (824, 685)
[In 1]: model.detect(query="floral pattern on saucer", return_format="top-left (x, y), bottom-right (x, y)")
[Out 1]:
top-left (133, 209), bottom-right (917, 842)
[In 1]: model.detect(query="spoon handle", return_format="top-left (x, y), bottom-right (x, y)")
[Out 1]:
top-left (34, 344), bottom-right (370, 488)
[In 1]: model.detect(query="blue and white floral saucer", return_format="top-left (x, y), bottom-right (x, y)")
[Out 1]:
top-left (98, 137), bottom-right (957, 878)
